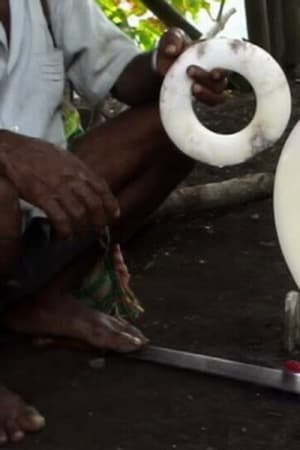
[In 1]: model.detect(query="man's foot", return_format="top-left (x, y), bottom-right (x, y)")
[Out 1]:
top-left (0, 385), bottom-right (45, 445)
top-left (2, 292), bottom-right (148, 352)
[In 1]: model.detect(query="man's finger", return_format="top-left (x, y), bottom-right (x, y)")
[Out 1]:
top-left (86, 177), bottom-right (120, 219)
top-left (187, 66), bottom-right (228, 81)
top-left (57, 188), bottom-right (90, 237)
top-left (210, 68), bottom-right (228, 81)
top-left (187, 66), bottom-right (228, 93)
top-left (192, 84), bottom-right (225, 105)
top-left (72, 182), bottom-right (110, 233)
top-left (210, 69), bottom-right (228, 91)
top-left (43, 198), bottom-right (73, 239)
top-left (159, 28), bottom-right (187, 57)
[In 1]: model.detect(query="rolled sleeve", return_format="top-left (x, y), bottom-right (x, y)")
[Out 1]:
top-left (47, 0), bottom-right (139, 106)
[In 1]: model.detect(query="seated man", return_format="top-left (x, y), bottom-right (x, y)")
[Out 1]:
top-left (0, 0), bottom-right (227, 444)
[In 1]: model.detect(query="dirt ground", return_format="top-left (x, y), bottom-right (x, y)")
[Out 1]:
top-left (2, 82), bottom-right (300, 450)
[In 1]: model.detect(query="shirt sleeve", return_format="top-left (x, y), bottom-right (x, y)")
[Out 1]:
top-left (47, 0), bottom-right (140, 106)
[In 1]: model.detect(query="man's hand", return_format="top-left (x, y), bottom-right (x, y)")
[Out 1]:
top-left (0, 132), bottom-right (119, 239)
top-left (156, 28), bottom-right (228, 106)
top-left (112, 28), bottom-right (227, 106)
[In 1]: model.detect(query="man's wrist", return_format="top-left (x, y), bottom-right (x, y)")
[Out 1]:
top-left (150, 48), bottom-right (165, 81)
top-left (112, 51), bottom-right (163, 105)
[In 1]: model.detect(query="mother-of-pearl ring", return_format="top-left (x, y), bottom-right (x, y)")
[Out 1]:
top-left (159, 38), bottom-right (292, 167)
top-left (274, 122), bottom-right (300, 288)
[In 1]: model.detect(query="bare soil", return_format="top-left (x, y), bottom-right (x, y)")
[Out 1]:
top-left (2, 82), bottom-right (300, 450)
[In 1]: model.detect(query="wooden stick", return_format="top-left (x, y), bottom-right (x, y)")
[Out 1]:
top-left (153, 172), bottom-right (274, 221)
top-left (205, 8), bottom-right (237, 39)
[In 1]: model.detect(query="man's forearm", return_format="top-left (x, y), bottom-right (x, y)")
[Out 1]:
top-left (112, 52), bottom-right (163, 106)
top-left (0, 130), bottom-right (17, 177)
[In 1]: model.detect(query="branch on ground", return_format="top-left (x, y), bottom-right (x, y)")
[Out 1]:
top-left (153, 173), bottom-right (274, 221)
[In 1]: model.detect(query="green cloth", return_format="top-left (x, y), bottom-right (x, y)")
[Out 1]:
top-left (76, 251), bottom-right (144, 321)
top-left (64, 105), bottom-right (143, 321)
top-left (63, 98), bottom-right (84, 143)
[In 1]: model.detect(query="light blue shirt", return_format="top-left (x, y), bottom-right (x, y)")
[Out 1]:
top-left (0, 0), bottom-right (139, 223)
top-left (0, 0), bottom-right (138, 148)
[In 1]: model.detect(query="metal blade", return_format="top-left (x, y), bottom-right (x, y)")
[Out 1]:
top-left (127, 346), bottom-right (300, 395)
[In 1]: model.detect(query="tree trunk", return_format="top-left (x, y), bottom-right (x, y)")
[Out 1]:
top-left (281, 0), bottom-right (300, 69)
top-left (141, 0), bottom-right (201, 40)
top-left (245, 0), bottom-right (300, 70)
top-left (245, 0), bottom-right (271, 53)
top-left (266, 0), bottom-right (285, 63)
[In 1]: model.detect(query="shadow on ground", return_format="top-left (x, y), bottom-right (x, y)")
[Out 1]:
top-left (2, 197), bottom-right (300, 450)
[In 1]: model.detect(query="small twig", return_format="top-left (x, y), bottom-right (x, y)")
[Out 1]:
top-left (206, 0), bottom-right (227, 23)
top-left (205, 7), bottom-right (237, 39)
top-left (216, 0), bottom-right (227, 22)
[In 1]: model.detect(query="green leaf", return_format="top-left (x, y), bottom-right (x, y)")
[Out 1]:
top-left (96, 0), bottom-right (227, 49)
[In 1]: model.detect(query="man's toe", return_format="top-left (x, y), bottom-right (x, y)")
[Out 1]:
top-left (108, 330), bottom-right (143, 353)
top-left (5, 418), bottom-right (25, 442)
top-left (90, 313), bottom-right (148, 352)
top-left (0, 430), bottom-right (7, 446)
top-left (107, 316), bottom-right (149, 345)
top-left (18, 406), bottom-right (46, 432)
top-left (124, 322), bottom-right (149, 344)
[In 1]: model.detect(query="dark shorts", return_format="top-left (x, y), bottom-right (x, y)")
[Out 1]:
top-left (0, 219), bottom-right (108, 311)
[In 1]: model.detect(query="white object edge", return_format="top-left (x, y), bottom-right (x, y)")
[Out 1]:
top-left (274, 121), bottom-right (300, 288)
top-left (160, 38), bottom-right (292, 167)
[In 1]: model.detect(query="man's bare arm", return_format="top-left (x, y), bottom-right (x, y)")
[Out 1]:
top-left (0, 131), bottom-right (119, 238)
top-left (112, 28), bottom-right (228, 107)
top-left (112, 52), bottom-right (162, 106)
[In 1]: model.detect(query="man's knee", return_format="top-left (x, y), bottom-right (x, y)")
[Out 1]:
top-left (0, 178), bottom-right (22, 273)
top-left (140, 102), bottom-right (195, 166)
top-left (137, 102), bottom-right (162, 133)
top-left (0, 178), bottom-right (21, 235)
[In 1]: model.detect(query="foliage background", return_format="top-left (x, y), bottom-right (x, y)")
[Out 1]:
top-left (95, 0), bottom-right (224, 50)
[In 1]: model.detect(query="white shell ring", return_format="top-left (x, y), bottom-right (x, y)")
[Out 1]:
top-left (159, 38), bottom-right (292, 167)
top-left (274, 122), bottom-right (300, 288)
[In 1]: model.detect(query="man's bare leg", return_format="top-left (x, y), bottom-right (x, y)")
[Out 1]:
top-left (4, 102), bottom-right (195, 340)
top-left (0, 179), bottom-right (46, 444)
top-left (74, 103), bottom-right (195, 243)
top-left (0, 387), bottom-right (45, 444)
top-left (0, 103), bottom-right (194, 444)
